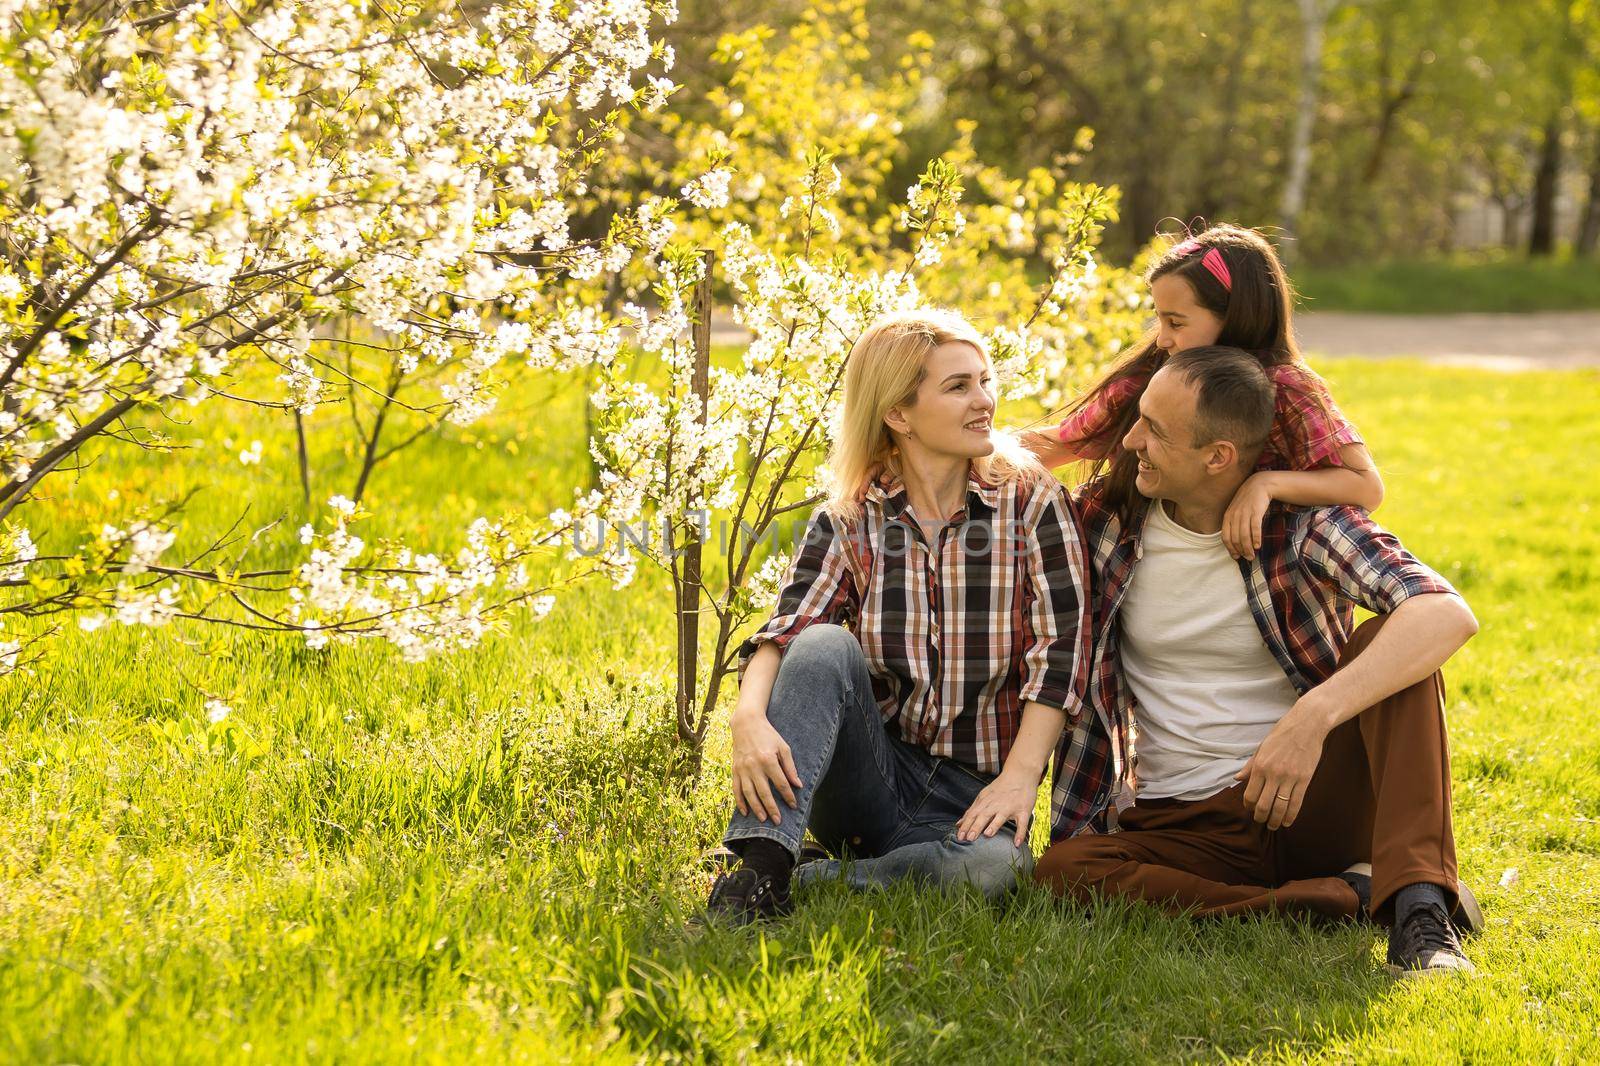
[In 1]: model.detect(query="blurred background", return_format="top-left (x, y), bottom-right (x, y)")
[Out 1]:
top-left (655, 0), bottom-right (1600, 310)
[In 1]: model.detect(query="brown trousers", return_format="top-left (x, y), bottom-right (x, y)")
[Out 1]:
top-left (1034, 615), bottom-right (1458, 924)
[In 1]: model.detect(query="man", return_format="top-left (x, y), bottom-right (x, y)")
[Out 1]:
top-left (1036, 347), bottom-right (1483, 977)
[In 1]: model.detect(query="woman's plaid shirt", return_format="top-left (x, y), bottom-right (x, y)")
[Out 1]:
top-left (1048, 483), bottom-right (1461, 840)
top-left (738, 470), bottom-right (1092, 778)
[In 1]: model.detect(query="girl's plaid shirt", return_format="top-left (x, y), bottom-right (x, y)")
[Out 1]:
top-left (738, 470), bottom-right (1093, 785)
top-left (1048, 483), bottom-right (1461, 840)
top-left (1059, 363), bottom-right (1364, 471)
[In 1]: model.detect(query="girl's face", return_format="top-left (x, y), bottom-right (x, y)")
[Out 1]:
top-left (1151, 273), bottom-right (1224, 354)
top-left (885, 341), bottom-right (996, 460)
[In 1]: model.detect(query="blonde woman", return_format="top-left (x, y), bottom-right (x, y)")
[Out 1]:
top-left (706, 309), bottom-right (1092, 925)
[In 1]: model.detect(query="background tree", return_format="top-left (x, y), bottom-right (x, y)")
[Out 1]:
top-left (1279, 0), bottom-right (1342, 265)
top-left (0, 0), bottom-right (677, 670)
top-left (858, 0), bottom-right (1590, 263)
top-left (543, 4), bottom-right (1141, 755)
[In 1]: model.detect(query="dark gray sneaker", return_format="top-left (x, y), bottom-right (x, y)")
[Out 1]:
top-left (1386, 902), bottom-right (1476, 977)
top-left (1338, 865), bottom-right (1485, 939)
top-left (1452, 880), bottom-right (1485, 938)
top-left (704, 867), bottom-right (794, 927)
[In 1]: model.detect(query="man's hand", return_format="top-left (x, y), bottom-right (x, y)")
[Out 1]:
top-left (730, 708), bottom-right (803, 825)
top-left (1235, 698), bottom-right (1333, 829)
top-left (956, 770), bottom-right (1037, 847)
top-left (1222, 472), bottom-right (1277, 560)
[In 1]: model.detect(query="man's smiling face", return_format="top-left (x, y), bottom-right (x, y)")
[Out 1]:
top-left (1120, 366), bottom-right (1211, 502)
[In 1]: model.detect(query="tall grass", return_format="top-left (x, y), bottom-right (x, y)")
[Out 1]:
top-left (1, 358), bottom-right (1597, 1062)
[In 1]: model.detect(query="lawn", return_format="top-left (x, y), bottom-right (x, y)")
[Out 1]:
top-left (1, 357), bottom-right (1597, 1063)
top-left (1294, 255), bottom-right (1600, 313)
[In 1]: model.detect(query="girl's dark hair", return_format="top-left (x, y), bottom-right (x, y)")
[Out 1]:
top-left (1061, 223), bottom-right (1315, 522)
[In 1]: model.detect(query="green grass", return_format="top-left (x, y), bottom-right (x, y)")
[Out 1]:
top-left (1295, 255), bottom-right (1600, 314)
top-left (2, 357), bottom-right (1599, 1062)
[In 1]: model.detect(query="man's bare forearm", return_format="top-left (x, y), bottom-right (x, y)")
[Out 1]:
top-left (1296, 593), bottom-right (1478, 733)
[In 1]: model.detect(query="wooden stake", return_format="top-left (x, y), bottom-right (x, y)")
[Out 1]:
top-left (676, 250), bottom-right (715, 750)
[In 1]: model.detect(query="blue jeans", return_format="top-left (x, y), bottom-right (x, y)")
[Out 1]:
top-left (723, 624), bottom-right (1033, 899)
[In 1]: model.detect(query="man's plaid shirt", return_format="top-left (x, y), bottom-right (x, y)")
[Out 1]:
top-left (1048, 481), bottom-right (1461, 840)
top-left (738, 470), bottom-right (1091, 778)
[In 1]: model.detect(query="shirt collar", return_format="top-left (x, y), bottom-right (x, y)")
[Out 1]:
top-left (865, 467), bottom-right (1001, 519)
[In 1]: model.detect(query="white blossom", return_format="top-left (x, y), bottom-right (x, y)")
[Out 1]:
top-left (0, 0), bottom-right (679, 669)
top-left (113, 586), bottom-right (179, 627)
top-left (121, 523), bottom-right (177, 576)
top-left (0, 526), bottom-right (35, 582)
top-left (681, 168), bottom-right (733, 210)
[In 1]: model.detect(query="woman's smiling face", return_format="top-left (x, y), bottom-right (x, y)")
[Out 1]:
top-left (1152, 273), bottom-right (1225, 355)
top-left (887, 341), bottom-right (997, 459)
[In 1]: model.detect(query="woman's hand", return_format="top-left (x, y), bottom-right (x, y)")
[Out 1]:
top-left (729, 707), bottom-right (803, 825)
top-left (956, 769), bottom-right (1038, 847)
top-left (1222, 472), bottom-right (1278, 560)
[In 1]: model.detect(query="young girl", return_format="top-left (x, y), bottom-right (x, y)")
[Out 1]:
top-left (1027, 224), bottom-right (1382, 558)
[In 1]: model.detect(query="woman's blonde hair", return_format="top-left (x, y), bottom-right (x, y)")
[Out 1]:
top-left (825, 308), bottom-right (1048, 522)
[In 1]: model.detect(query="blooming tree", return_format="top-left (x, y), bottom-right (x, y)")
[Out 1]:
top-left (0, 0), bottom-right (679, 672)
top-left (546, 7), bottom-right (1148, 753)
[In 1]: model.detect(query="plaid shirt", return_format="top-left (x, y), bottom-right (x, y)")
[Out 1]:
top-left (1047, 482), bottom-right (1460, 840)
top-left (738, 470), bottom-right (1092, 777)
top-left (1059, 362), bottom-right (1363, 471)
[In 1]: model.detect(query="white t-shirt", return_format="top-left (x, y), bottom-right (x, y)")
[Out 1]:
top-left (1119, 500), bottom-right (1302, 801)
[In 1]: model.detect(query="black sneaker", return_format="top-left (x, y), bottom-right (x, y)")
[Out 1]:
top-left (1452, 880), bottom-right (1485, 938)
top-left (1386, 902), bottom-right (1476, 978)
top-left (704, 867), bottom-right (793, 927)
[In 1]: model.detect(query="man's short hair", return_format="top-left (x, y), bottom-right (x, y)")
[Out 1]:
top-left (1163, 347), bottom-right (1275, 462)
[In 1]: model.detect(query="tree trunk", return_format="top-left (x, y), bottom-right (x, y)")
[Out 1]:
top-left (1360, 50), bottom-right (1426, 187)
top-left (294, 411), bottom-right (312, 507)
top-left (1528, 114), bottom-right (1563, 256)
top-left (1494, 195), bottom-right (1521, 249)
top-left (1576, 133), bottom-right (1600, 257)
top-left (674, 250), bottom-right (714, 754)
top-left (1123, 164), bottom-right (1161, 256)
top-left (350, 358), bottom-right (404, 506)
top-left (1280, 0), bottom-right (1332, 266)
top-left (1195, 0), bottom-right (1253, 222)
top-left (1102, 10), bottom-right (1159, 256)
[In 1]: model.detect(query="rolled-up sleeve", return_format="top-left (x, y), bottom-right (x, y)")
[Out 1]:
top-left (1017, 481), bottom-right (1092, 715)
top-left (1265, 364), bottom-right (1365, 471)
top-left (736, 507), bottom-right (861, 680)
top-left (1298, 505), bottom-right (1459, 614)
top-left (1057, 376), bottom-right (1143, 461)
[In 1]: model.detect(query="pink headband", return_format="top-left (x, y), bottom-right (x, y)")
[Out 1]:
top-left (1171, 238), bottom-right (1232, 292)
